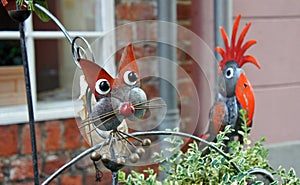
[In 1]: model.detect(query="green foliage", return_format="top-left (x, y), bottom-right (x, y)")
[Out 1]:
top-left (119, 111), bottom-right (300, 184)
top-left (118, 169), bottom-right (162, 185)
top-left (16, 0), bottom-right (50, 22)
top-left (155, 126), bottom-right (258, 184)
top-left (0, 41), bottom-right (22, 66)
top-left (271, 167), bottom-right (300, 185)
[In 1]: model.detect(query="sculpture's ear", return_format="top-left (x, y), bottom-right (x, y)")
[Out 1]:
top-left (118, 43), bottom-right (140, 77)
top-left (79, 58), bottom-right (114, 99)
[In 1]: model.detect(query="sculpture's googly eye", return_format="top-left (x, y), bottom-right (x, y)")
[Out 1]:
top-left (95, 79), bottom-right (111, 95)
top-left (225, 67), bottom-right (234, 79)
top-left (124, 71), bottom-right (138, 86)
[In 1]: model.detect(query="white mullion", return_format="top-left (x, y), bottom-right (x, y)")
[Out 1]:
top-left (0, 31), bottom-right (105, 40)
top-left (29, 31), bottom-right (105, 39)
top-left (0, 31), bottom-right (19, 39)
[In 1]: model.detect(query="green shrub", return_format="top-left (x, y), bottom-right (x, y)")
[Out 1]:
top-left (119, 112), bottom-right (300, 184)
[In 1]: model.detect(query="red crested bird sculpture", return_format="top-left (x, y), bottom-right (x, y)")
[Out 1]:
top-left (208, 14), bottom-right (260, 148)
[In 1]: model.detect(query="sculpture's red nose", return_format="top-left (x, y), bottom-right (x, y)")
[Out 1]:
top-left (120, 103), bottom-right (135, 117)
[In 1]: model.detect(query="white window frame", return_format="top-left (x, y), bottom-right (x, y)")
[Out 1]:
top-left (0, 0), bottom-right (115, 125)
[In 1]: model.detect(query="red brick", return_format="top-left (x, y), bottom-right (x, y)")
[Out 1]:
top-left (61, 175), bottom-right (82, 185)
top-left (178, 20), bottom-right (191, 29)
top-left (116, 2), bottom-right (156, 21)
top-left (115, 3), bottom-right (129, 20)
top-left (132, 44), bottom-right (157, 58)
top-left (178, 61), bottom-right (193, 78)
top-left (177, 2), bottom-right (191, 20)
top-left (44, 120), bottom-right (63, 151)
top-left (9, 158), bottom-right (41, 181)
top-left (131, 2), bottom-right (156, 20)
top-left (148, 22), bottom-right (158, 41)
top-left (0, 124), bottom-right (18, 156)
top-left (13, 182), bottom-right (35, 185)
top-left (141, 82), bottom-right (159, 98)
top-left (116, 23), bottom-right (134, 44)
top-left (43, 154), bottom-right (69, 175)
top-left (64, 119), bottom-right (82, 150)
top-left (136, 23), bottom-right (148, 41)
top-left (21, 124), bottom-right (42, 155)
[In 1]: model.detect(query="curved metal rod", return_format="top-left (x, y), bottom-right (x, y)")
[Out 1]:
top-left (34, 3), bottom-right (95, 69)
top-left (42, 130), bottom-right (243, 184)
top-left (33, 3), bottom-right (73, 44)
top-left (41, 140), bottom-right (107, 185)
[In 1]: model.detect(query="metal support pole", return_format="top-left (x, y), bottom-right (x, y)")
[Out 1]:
top-left (157, 0), bottom-right (178, 180)
top-left (19, 17), bottom-right (40, 185)
top-left (214, 0), bottom-right (232, 62)
top-left (112, 171), bottom-right (118, 185)
top-left (157, 0), bottom-right (179, 131)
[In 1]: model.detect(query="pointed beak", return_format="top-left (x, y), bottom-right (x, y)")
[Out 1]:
top-left (235, 73), bottom-right (255, 127)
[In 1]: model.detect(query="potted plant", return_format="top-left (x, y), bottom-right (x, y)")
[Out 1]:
top-left (118, 115), bottom-right (300, 184)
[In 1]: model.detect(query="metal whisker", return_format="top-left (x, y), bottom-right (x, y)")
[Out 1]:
top-left (79, 110), bottom-right (118, 128)
top-left (134, 104), bottom-right (166, 109)
top-left (132, 97), bottom-right (164, 107)
top-left (116, 131), bottom-right (135, 147)
top-left (87, 116), bottom-right (116, 134)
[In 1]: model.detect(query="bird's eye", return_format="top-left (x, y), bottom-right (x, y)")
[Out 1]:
top-left (225, 67), bottom-right (234, 79)
top-left (124, 71), bottom-right (138, 86)
top-left (95, 79), bottom-right (111, 95)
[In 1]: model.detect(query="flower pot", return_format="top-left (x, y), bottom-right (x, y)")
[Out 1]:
top-left (8, 9), bottom-right (31, 22)
top-left (2, 0), bottom-right (31, 22)
top-left (0, 66), bottom-right (26, 106)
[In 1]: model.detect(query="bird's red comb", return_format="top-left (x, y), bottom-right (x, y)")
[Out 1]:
top-left (216, 14), bottom-right (261, 71)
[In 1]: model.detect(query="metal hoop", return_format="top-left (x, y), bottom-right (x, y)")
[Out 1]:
top-left (72, 36), bottom-right (96, 69)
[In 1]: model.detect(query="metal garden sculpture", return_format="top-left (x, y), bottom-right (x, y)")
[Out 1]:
top-left (76, 42), bottom-right (165, 181)
top-left (208, 14), bottom-right (261, 147)
top-left (1, 1), bottom-right (275, 184)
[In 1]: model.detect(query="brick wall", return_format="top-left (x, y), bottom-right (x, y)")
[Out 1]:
top-left (0, 119), bottom-right (115, 185)
top-left (0, 0), bottom-right (193, 185)
top-left (115, 0), bottom-right (195, 133)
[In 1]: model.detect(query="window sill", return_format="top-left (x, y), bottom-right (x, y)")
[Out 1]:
top-left (0, 100), bottom-right (79, 125)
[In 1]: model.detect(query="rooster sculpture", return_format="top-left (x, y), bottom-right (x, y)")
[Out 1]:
top-left (208, 14), bottom-right (261, 146)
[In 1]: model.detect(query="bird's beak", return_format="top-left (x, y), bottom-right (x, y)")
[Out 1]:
top-left (235, 72), bottom-right (255, 127)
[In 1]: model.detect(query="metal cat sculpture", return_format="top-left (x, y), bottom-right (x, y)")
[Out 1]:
top-left (76, 43), bottom-right (165, 180)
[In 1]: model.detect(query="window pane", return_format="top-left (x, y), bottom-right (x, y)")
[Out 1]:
top-left (58, 0), bottom-right (99, 31)
top-left (32, 0), bottom-right (100, 31)
top-left (35, 39), bottom-right (76, 102)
